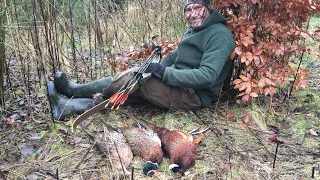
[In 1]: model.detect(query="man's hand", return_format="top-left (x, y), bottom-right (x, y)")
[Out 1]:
top-left (146, 63), bottom-right (165, 79)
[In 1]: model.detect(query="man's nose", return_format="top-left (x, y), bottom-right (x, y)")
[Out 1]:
top-left (189, 10), bottom-right (198, 18)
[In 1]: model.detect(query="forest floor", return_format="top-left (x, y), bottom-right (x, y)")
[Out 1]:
top-left (0, 54), bottom-right (319, 180)
top-left (1, 20), bottom-right (320, 180)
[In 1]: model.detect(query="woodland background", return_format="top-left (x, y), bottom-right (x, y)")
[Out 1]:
top-left (0, 0), bottom-right (320, 179)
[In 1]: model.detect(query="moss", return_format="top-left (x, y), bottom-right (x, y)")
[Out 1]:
top-left (290, 114), bottom-right (313, 137)
top-left (158, 158), bottom-right (169, 171)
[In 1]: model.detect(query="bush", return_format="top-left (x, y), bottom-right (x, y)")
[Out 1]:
top-left (213, 0), bottom-right (320, 103)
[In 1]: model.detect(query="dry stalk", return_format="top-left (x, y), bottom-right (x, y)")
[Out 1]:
top-left (75, 141), bottom-right (97, 169)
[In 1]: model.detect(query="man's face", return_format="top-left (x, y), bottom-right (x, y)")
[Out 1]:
top-left (184, 3), bottom-right (210, 28)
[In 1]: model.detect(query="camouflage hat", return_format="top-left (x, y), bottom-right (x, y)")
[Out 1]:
top-left (182, 0), bottom-right (212, 11)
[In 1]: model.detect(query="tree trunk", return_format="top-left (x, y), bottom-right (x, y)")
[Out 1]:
top-left (0, 1), bottom-right (6, 107)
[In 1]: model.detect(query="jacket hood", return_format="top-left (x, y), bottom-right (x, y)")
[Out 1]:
top-left (193, 9), bottom-right (226, 32)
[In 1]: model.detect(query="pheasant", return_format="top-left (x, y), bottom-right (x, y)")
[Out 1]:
top-left (105, 124), bottom-right (164, 177)
top-left (151, 125), bottom-right (202, 176)
top-left (119, 110), bottom-right (203, 176)
top-left (81, 123), bottom-right (133, 176)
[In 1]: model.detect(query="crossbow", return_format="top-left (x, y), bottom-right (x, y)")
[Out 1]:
top-left (72, 46), bottom-right (162, 129)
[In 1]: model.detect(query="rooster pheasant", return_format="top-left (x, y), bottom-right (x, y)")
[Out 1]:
top-left (151, 125), bottom-right (201, 176)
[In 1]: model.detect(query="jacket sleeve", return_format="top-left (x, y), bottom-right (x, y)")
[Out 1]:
top-left (162, 31), bottom-right (235, 89)
top-left (160, 49), bottom-right (178, 68)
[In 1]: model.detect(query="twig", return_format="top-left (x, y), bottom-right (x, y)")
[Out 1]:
top-left (213, 121), bottom-right (274, 135)
top-left (37, 169), bottom-right (59, 180)
top-left (131, 167), bottom-right (134, 180)
top-left (312, 166), bottom-right (315, 179)
top-left (285, 166), bottom-right (304, 171)
top-left (75, 141), bottom-right (96, 169)
top-left (56, 96), bottom-right (74, 121)
top-left (0, 172), bottom-right (6, 180)
top-left (118, 109), bottom-right (153, 130)
top-left (298, 131), bottom-right (307, 154)
top-left (112, 141), bottom-right (127, 177)
top-left (283, 15), bottom-right (311, 103)
top-left (191, 111), bottom-right (205, 125)
top-left (273, 143), bottom-right (280, 168)
top-left (246, 126), bottom-right (275, 135)
top-left (67, 164), bottom-right (108, 173)
top-left (189, 126), bottom-right (210, 135)
top-left (56, 169), bottom-right (59, 180)
top-left (228, 153), bottom-right (232, 179)
top-left (246, 124), bottom-right (275, 158)
top-left (189, 126), bottom-right (202, 134)
top-left (217, 147), bottom-right (265, 156)
top-left (214, 85), bottom-right (224, 113)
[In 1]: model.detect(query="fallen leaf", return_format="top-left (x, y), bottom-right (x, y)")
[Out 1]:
top-left (74, 137), bottom-right (83, 144)
top-left (267, 134), bottom-right (278, 143)
top-left (32, 153), bottom-right (40, 160)
top-left (226, 112), bottom-right (233, 121)
top-left (219, 164), bottom-right (229, 171)
top-left (239, 123), bottom-right (247, 130)
top-left (22, 113), bottom-right (30, 120)
top-left (300, 32), bottom-right (310, 39)
top-left (309, 129), bottom-right (318, 136)
top-left (266, 134), bottom-right (283, 144)
top-left (8, 118), bottom-right (15, 125)
top-left (10, 114), bottom-right (20, 120)
top-left (56, 128), bottom-right (68, 135)
top-left (243, 114), bottom-right (250, 124)
top-left (19, 144), bottom-right (37, 155)
top-left (26, 174), bottom-right (39, 180)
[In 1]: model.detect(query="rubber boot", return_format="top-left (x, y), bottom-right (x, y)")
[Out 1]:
top-left (48, 81), bottom-right (97, 121)
top-left (53, 72), bottom-right (114, 98)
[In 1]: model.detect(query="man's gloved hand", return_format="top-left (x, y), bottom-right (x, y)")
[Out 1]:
top-left (145, 63), bottom-right (165, 79)
top-left (134, 71), bottom-right (144, 87)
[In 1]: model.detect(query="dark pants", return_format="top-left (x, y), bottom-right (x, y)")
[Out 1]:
top-left (112, 68), bottom-right (202, 110)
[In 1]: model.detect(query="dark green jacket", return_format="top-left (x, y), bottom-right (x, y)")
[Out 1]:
top-left (160, 9), bottom-right (235, 107)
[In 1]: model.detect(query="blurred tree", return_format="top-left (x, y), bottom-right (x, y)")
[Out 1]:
top-left (0, 1), bottom-right (6, 107)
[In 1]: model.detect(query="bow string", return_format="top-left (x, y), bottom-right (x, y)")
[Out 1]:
top-left (105, 46), bottom-right (162, 110)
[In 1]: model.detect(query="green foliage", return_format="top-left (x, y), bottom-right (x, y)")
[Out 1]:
top-left (312, 13), bottom-right (320, 18)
